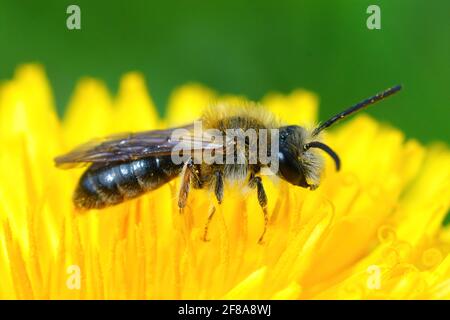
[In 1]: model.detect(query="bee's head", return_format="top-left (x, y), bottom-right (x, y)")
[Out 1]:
top-left (277, 125), bottom-right (340, 189)
top-left (275, 86), bottom-right (403, 189)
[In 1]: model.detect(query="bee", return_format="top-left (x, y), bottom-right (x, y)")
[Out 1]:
top-left (55, 85), bottom-right (402, 243)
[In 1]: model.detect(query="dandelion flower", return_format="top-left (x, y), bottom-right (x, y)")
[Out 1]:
top-left (0, 64), bottom-right (449, 299)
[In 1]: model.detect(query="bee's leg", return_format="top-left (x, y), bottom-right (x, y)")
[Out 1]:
top-left (249, 175), bottom-right (268, 244)
top-left (214, 171), bottom-right (224, 204)
top-left (202, 206), bottom-right (216, 242)
top-left (202, 171), bottom-right (223, 242)
top-left (178, 158), bottom-right (194, 213)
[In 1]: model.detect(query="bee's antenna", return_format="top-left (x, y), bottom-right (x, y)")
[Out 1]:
top-left (304, 141), bottom-right (340, 171)
top-left (312, 85), bottom-right (402, 136)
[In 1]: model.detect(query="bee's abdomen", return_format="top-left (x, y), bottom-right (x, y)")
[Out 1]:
top-left (74, 156), bottom-right (182, 209)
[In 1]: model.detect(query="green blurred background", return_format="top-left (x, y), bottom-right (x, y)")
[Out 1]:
top-left (0, 0), bottom-right (449, 143)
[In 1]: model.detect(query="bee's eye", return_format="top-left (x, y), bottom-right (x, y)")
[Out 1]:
top-left (277, 150), bottom-right (309, 188)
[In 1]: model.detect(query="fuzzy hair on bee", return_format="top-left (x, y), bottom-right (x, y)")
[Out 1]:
top-left (55, 85), bottom-right (402, 243)
top-left (198, 102), bottom-right (286, 183)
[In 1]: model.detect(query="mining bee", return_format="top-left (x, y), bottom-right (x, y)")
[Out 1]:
top-left (55, 85), bottom-right (401, 243)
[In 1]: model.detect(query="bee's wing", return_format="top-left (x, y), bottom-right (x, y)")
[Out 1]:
top-left (55, 124), bottom-right (227, 169)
